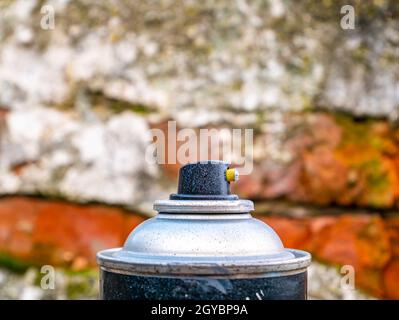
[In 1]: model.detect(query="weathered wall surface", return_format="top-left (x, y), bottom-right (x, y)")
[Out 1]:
top-left (1, 0), bottom-right (399, 209)
top-left (1, 0), bottom-right (399, 299)
top-left (0, 197), bottom-right (380, 299)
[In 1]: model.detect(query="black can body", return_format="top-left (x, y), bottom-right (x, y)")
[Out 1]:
top-left (100, 270), bottom-right (307, 300)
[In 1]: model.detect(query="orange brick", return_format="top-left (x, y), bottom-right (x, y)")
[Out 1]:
top-left (383, 260), bottom-right (399, 299)
top-left (259, 216), bottom-right (310, 249)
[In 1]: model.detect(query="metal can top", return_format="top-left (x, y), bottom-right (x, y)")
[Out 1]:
top-left (97, 161), bottom-right (311, 277)
top-left (97, 207), bottom-right (311, 277)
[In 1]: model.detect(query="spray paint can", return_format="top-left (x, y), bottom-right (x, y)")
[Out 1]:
top-left (97, 161), bottom-right (311, 299)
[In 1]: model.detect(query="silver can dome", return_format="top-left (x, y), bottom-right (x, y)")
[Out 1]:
top-left (97, 199), bottom-right (310, 276)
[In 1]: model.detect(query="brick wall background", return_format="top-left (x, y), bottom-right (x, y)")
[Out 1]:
top-left (0, 0), bottom-right (399, 299)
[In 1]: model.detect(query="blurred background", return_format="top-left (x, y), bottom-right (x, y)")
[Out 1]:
top-left (0, 0), bottom-right (399, 299)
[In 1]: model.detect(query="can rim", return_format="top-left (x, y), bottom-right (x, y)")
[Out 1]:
top-left (97, 248), bottom-right (311, 277)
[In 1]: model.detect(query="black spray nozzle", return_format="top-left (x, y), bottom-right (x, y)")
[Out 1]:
top-left (170, 160), bottom-right (239, 200)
